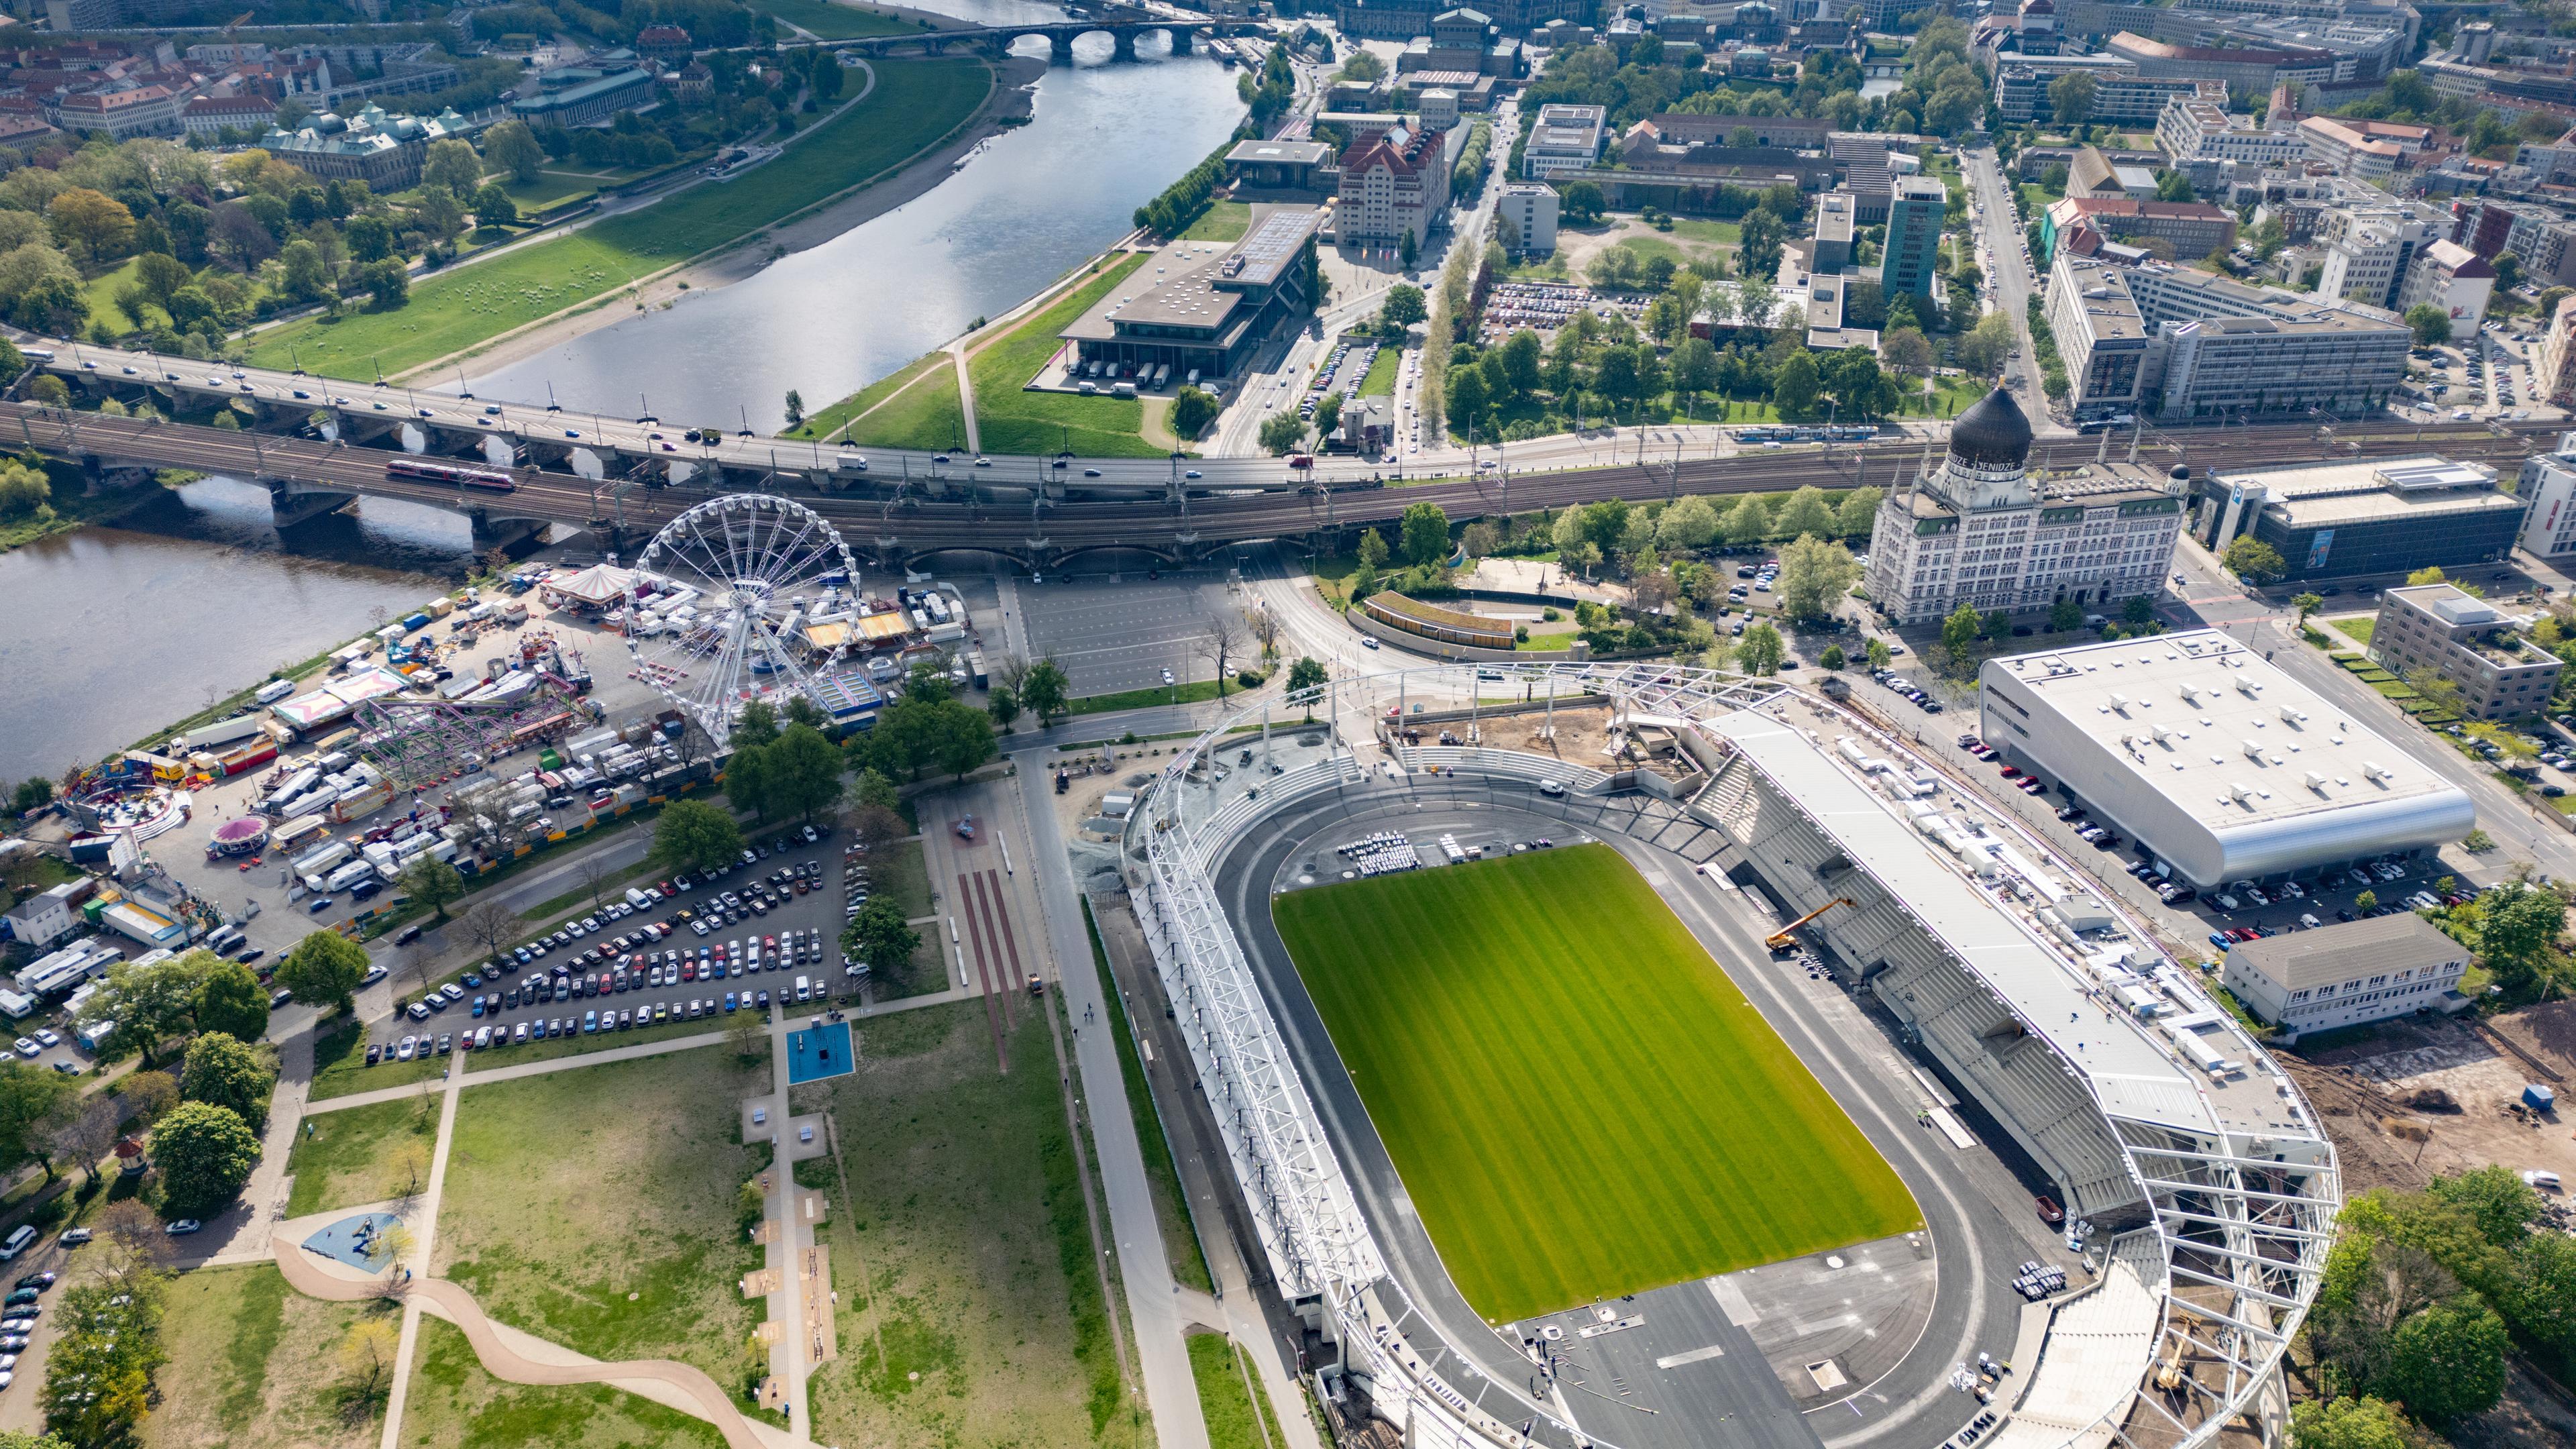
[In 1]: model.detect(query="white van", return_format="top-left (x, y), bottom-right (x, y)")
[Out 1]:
top-left (624, 886), bottom-right (655, 910)
top-left (794, 974), bottom-right (812, 1002)
top-left (2524, 1169), bottom-right (2564, 1192)
top-left (0, 1225), bottom-right (35, 1260)
top-left (205, 925), bottom-right (246, 955)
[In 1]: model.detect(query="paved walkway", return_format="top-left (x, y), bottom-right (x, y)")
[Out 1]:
top-left (273, 1207), bottom-right (788, 1449)
top-left (376, 1049), bottom-right (466, 1449)
top-left (759, 1000), bottom-right (816, 1441)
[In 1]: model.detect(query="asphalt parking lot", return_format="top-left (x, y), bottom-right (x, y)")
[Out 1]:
top-left (366, 826), bottom-right (862, 1061)
top-left (1012, 570), bottom-right (1241, 696)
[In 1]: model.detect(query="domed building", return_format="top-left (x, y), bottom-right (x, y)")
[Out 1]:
top-left (1860, 388), bottom-right (2189, 625)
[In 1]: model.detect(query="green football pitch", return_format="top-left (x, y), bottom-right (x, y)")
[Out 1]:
top-left (1273, 843), bottom-right (1919, 1323)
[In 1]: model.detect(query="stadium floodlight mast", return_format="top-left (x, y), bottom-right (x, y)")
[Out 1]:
top-left (627, 492), bottom-right (859, 744)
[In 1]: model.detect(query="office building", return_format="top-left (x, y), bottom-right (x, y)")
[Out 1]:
top-left (1332, 0), bottom-right (1585, 41)
top-left (1992, 54), bottom-right (2208, 125)
top-left (2124, 265), bottom-right (2411, 421)
top-left (1880, 176), bottom-right (1946, 299)
top-left (2104, 31), bottom-right (2338, 101)
top-left (1811, 191), bottom-right (1855, 273)
top-left (2193, 455), bottom-right (2527, 580)
top-left (2157, 95), bottom-right (2308, 166)
top-left (2043, 197), bottom-right (2238, 265)
top-left (1522, 103), bottom-right (1607, 178)
top-left (1226, 139), bottom-right (1332, 194)
top-left (1340, 123), bottom-right (1453, 248)
top-left (2370, 583), bottom-right (2564, 720)
top-left (2049, 252), bottom-right (2150, 417)
top-left (2516, 435), bottom-right (2576, 557)
top-left (2297, 115), bottom-right (2421, 180)
top-left (2393, 239), bottom-right (2494, 340)
top-left (1059, 207), bottom-right (1322, 380)
top-left (1497, 182), bottom-right (1557, 254)
top-left (2314, 205), bottom-right (2434, 311)
top-left (2223, 915), bottom-right (2471, 1038)
top-left (1862, 389), bottom-right (2188, 623)
top-left (509, 54), bottom-right (657, 127)
top-left (1978, 631), bottom-right (2476, 888)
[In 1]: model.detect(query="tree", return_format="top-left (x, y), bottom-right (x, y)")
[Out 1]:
top-left (2292, 592), bottom-right (2324, 626)
top-left (652, 798), bottom-right (745, 876)
top-left (2220, 535), bottom-right (2287, 585)
top-left (1820, 644), bottom-right (1847, 670)
top-left (421, 138), bottom-right (482, 196)
top-left (2475, 880), bottom-right (2565, 994)
top-left (1722, 493), bottom-right (1772, 547)
top-left (1881, 327), bottom-right (1935, 384)
top-left (41, 1280), bottom-right (161, 1449)
top-left (472, 183), bottom-right (518, 231)
top-left (277, 238), bottom-right (330, 303)
top-left (118, 1071), bottom-right (177, 1128)
top-left (1286, 654), bottom-right (1328, 701)
top-left (2049, 72), bottom-right (2096, 126)
top-left (339, 1317), bottom-right (402, 1409)
top-left (1258, 411), bottom-right (1307, 455)
top-left (1313, 391), bottom-right (1344, 439)
top-left (192, 959), bottom-right (270, 1044)
top-left (761, 724), bottom-right (847, 820)
top-left (0, 1061), bottom-right (75, 1179)
top-left (841, 898), bottom-right (920, 982)
top-left (2287, 1397), bottom-right (2410, 1449)
top-left (932, 702), bottom-right (998, 779)
top-left (1020, 658), bottom-right (1071, 724)
top-left (2122, 594), bottom-right (2155, 627)
top-left (2404, 303), bottom-right (2454, 347)
top-left (987, 684), bottom-right (1021, 730)
top-left (358, 258), bottom-right (407, 309)
top-left (1774, 486), bottom-right (1838, 541)
top-left (1776, 535), bottom-right (1860, 621)
top-left (482, 120), bottom-right (546, 185)
top-left (1562, 179), bottom-right (1605, 223)
top-left (1171, 386), bottom-right (1219, 438)
top-left (398, 855), bottom-right (466, 922)
top-left (77, 951), bottom-right (213, 1066)
top-left (1738, 623), bottom-right (1784, 675)
top-left (458, 899), bottom-right (520, 967)
top-left (40, 1096), bottom-right (117, 1189)
top-left (1379, 284), bottom-right (1426, 330)
top-left (1866, 638), bottom-right (1892, 671)
top-left (2049, 598), bottom-right (2084, 633)
top-left (1199, 613), bottom-right (1246, 699)
top-left (153, 1099), bottom-right (261, 1218)
top-left (179, 1032), bottom-right (274, 1133)
top-left (1941, 600), bottom-right (1984, 668)
top-left (2377, 1299), bottom-right (2509, 1424)
top-left (1356, 527), bottom-right (1389, 570)
top-left (1772, 350), bottom-right (1821, 416)
top-left (782, 390), bottom-right (804, 428)
top-left (1657, 494), bottom-right (1721, 550)
top-left (276, 929), bottom-right (369, 1016)
top-left (47, 189), bottom-right (134, 264)
top-left (1400, 501), bottom-right (1450, 567)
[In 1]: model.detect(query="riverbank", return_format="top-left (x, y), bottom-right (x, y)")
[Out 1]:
top-left (450, 55), bottom-right (1046, 390)
top-left (244, 56), bottom-right (1011, 384)
top-left (0, 463), bottom-right (157, 557)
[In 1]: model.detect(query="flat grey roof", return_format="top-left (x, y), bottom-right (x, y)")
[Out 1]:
top-left (1982, 631), bottom-right (2461, 833)
top-left (2226, 912), bottom-right (2464, 990)
top-left (1228, 138), bottom-right (1331, 166)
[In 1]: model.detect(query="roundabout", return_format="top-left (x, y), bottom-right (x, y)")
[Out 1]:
top-left (1120, 663), bottom-right (2338, 1449)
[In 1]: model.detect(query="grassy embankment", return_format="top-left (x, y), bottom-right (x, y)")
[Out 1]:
top-left (967, 252), bottom-right (1161, 457)
top-left (1358, 347), bottom-right (1400, 398)
top-left (788, 352), bottom-right (967, 452)
top-left (745, 0), bottom-right (919, 38)
top-left (148, 1265), bottom-right (388, 1449)
top-left (1188, 1334), bottom-right (1286, 1449)
top-left (247, 58), bottom-right (995, 380)
top-left (1085, 900), bottom-right (1212, 1293)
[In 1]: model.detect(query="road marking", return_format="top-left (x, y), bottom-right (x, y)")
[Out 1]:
top-left (1705, 1275), bottom-right (1761, 1326)
top-left (1654, 1344), bottom-right (1727, 1369)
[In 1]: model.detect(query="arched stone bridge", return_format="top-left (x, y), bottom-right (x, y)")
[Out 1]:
top-left (836, 17), bottom-right (1265, 64)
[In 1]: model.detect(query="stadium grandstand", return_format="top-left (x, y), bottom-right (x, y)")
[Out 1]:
top-left (1124, 663), bottom-right (2339, 1449)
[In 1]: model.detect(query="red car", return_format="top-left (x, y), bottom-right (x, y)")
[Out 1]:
top-left (2000, 765), bottom-right (2023, 779)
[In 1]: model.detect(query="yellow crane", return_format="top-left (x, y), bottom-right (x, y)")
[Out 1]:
top-left (1766, 898), bottom-right (1854, 952)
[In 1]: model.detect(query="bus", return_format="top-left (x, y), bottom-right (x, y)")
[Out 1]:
top-left (386, 458), bottom-right (515, 493)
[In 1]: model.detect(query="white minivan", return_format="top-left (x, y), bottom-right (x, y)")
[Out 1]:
top-left (0, 1225), bottom-right (36, 1260)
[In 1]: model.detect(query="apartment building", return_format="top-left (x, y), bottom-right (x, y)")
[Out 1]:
top-left (2371, 582), bottom-right (2565, 720)
top-left (1339, 123), bottom-right (1453, 248)
top-left (2298, 115), bottom-right (2426, 180)
top-left (1880, 176), bottom-right (1946, 298)
top-left (2043, 196), bottom-right (2238, 264)
top-left (2394, 239), bottom-right (2494, 340)
top-left (2314, 205), bottom-right (2435, 311)
top-left (1497, 182), bottom-right (1558, 255)
top-left (2515, 436), bottom-right (2576, 557)
top-left (2449, 197), bottom-right (2576, 286)
top-left (1992, 53), bottom-right (2206, 125)
top-left (2049, 251), bottom-right (2151, 417)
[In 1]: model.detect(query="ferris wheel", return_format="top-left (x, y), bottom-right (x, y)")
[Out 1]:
top-left (626, 493), bottom-right (859, 743)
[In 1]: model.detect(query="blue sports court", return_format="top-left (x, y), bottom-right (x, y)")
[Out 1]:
top-left (786, 1019), bottom-right (855, 1084)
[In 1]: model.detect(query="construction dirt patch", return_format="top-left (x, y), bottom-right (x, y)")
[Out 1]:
top-left (2278, 1012), bottom-right (2576, 1195)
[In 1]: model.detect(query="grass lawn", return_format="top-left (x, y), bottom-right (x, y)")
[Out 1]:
top-left (2332, 616), bottom-right (2375, 647)
top-left (1188, 1334), bottom-right (1285, 1449)
top-left (1917, 373), bottom-right (1988, 419)
top-left (1358, 346), bottom-right (1401, 398)
top-left (148, 1265), bottom-right (386, 1449)
top-left (249, 59), bottom-right (993, 379)
top-left (788, 351), bottom-right (967, 449)
top-left (1273, 843), bottom-right (1919, 1322)
top-left (500, 169), bottom-right (609, 215)
top-left (400, 1316), bottom-right (729, 1449)
top-left (1181, 201), bottom-right (1252, 242)
top-left (746, 0), bottom-right (918, 38)
top-left (286, 1093), bottom-right (439, 1217)
top-left (310, 1015), bottom-right (445, 1103)
top-left (967, 252), bottom-right (1163, 457)
top-left (80, 256), bottom-right (166, 333)
top-left (799, 1000), bottom-right (1145, 1449)
top-left (1667, 217), bottom-right (1741, 248)
top-left (435, 1049), bottom-right (772, 1392)
top-left (1065, 678), bottom-right (1231, 716)
top-left (1085, 901), bottom-right (1211, 1293)
top-left (861, 839), bottom-right (947, 1000)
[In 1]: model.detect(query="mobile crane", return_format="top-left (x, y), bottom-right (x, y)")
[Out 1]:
top-left (1766, 898), bottom-right (1854, 952)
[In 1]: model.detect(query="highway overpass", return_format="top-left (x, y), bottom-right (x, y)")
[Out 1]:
top-left (14, 398), bottom-right (2557, 571)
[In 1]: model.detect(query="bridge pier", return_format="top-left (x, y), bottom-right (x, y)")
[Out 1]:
top-left (468, 510), bottom-right (547, 558)
top-left (266, 482), bottom-right (356, 529)
top-left (1112, 29), bottom-right (1136, 61)
top-left (1051, 32), bottom-right (1075, 63)
top-left (1167, 25), bottom-right (1191, 55)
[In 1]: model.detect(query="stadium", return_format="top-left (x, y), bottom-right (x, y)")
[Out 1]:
top-left (1122, 663), bottom-right (2339, 1449)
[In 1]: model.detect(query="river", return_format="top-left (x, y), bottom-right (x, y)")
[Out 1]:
top-left (0, 12), bottom-right (1244, 778)
top-left (465, 28), bottom-right (1244, 431)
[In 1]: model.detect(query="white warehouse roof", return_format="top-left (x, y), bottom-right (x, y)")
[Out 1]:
top-left (1978, 631), bottom-right (2475, 885)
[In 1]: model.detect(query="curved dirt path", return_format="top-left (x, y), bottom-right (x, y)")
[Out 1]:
top-left (273, 1230), bottom-right (773, 1449)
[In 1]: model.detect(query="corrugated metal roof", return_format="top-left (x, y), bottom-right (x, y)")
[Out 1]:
top-left (2224, 912), bottom-right (2463, 990)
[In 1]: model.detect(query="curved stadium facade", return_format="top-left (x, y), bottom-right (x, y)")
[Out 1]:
top-left (1122, 663), bottom-right (2339, 1449)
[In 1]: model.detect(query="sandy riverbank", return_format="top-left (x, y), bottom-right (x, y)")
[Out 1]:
top-left (400, 55), bottom-right (1046, 386)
